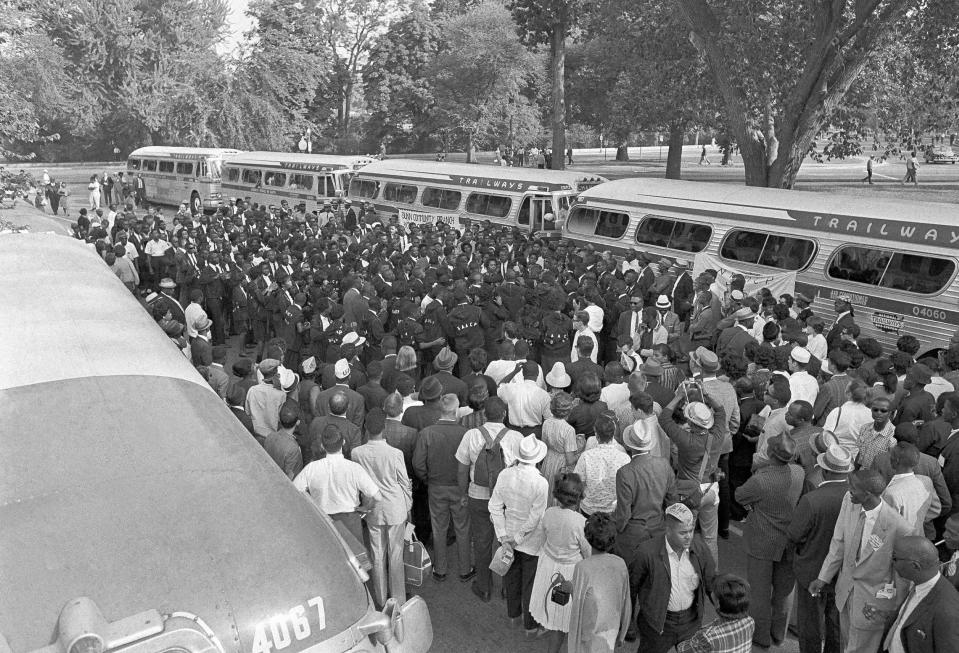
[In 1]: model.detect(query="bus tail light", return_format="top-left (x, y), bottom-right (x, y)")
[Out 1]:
top-left (354, 597), bottom-right (432, 651)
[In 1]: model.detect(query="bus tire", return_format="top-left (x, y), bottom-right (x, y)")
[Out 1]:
top-left (191, 192), bottom-right (201, 215)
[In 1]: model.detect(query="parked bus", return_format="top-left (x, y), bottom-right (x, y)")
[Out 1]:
top-left (0, 235), bottom-right (432, 653)
top-left (347, 159), bottom-right (607, 235)
top-left (563, 178), bottom-right (959, 356)
top-left (221, 152), bottom-right (376, 213)
top-left (127, 146), bottom-right (243, 214)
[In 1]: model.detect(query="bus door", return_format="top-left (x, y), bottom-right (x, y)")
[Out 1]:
top-left (518, 194), bottom-right (555, 235)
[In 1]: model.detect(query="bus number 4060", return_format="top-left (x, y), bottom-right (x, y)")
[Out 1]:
top-left (252, 596), bottom-right (326, 653)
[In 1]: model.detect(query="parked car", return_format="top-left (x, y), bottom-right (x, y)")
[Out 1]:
top-left (924, 145), bottom-right (958, 164)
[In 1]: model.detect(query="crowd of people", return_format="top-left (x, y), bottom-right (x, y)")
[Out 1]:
top-left (76, 191), bottom-right (959, 653)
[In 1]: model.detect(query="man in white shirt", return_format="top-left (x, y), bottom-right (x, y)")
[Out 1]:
top-left (245, 359), bottom-right (288, 444)
top-left (294, 422), bottom-right (381, 545)
top-left (788, 346), bottom-right (820, 407)
top-left (488, 434), bottom-right (548, 634)
top-left (497, 361), bottom-right (551, 434)
top-left (484, 340), bottom-right (519, 383)
top-left (455, 397), bottom-right (523, 602)
top-left (183, 289), bottom-right (208, 340)
top-left (882, 443), bottom-right (938, 535)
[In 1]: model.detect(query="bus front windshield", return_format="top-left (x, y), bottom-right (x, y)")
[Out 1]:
top-left (206, 158), bottom-right (222, 180)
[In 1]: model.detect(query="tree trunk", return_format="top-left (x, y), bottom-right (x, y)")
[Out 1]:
top-left (665, 121), bottom-right (685, 179)
top-left (466, 131), bottom-right (474, 163)
top-left (615, 144), bottom-right (629, 161)
top-left (550, 24), bottom-right (566, 170)
top-left (343, 78), bottom-right (354, 138)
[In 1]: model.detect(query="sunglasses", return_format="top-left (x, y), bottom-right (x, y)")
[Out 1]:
top-left (872, 407), bottom-right (889, 413)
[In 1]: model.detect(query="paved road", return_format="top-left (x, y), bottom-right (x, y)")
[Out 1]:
top-left (409, 521), bottom-right (801, 653)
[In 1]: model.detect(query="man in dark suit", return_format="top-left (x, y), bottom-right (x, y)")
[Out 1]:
top-left (313, 360), bottom-right (366, 429)
top-left (735, 434), bottom-right (805, 648)
top-left (825, 296), bottom-right (858, 351)
top-left (717, 307), bottom-right (758, 362)
top-left (190, 316), bottom-right (213, 367)
top-left (670, 259), bottom-right (695, 323)
top-left (617, 295), bottom-right (646, 352)
top-left (630, 503), bottom-right (716, 653)
top-left (882, 535), bottom-right (959, 653)
top-left (787, 444), bottom-right (854, 653)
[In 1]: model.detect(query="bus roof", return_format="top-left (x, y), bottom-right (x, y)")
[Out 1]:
top-left (356, 159), bottom-right (608, 191)
top-left (128, 146), bottom-right (243, 159)
top-left (578, 178), bottom-right (959, 248)
top-left (0, 235), bottom-right (368, 652)
top-left (226, 151), bottom-right (377, 171)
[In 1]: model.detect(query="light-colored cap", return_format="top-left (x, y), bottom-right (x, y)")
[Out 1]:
top-left (791, 347), bottom-right (811, 364)
top-left (665, 503), bottom-right (695, 527)
top-left (334, 358), bottom-right (351, 379)
top-left (301, 356), bottom-right (317, 374)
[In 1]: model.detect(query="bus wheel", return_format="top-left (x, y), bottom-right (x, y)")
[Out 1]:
top-left (190, 192), bottom-right (201, 215)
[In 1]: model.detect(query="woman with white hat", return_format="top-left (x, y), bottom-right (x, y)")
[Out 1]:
top-left (489, 434), bottom-right (550, 636)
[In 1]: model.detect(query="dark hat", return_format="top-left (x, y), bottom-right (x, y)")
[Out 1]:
top-left (419, 376), bottom-right (443, 401)
top-left (767, 434), bottom-right (796, 463)
top-left (907, 364), bottom-right (932, 385)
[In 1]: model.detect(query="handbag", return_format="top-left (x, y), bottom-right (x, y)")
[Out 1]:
top-left (403, 525), bottom-right (432, 587)
top-left (546, 572), bottom-right (572, 614)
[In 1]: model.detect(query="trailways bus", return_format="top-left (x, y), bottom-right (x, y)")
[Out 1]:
top-left (0, 235), bottom-right (432, 653)
top-left (347, 159), bottom-right (607, 236)
top-left (562, 178), bottom-right (959, 356)
top-left (222, 152), bottom-right (376, 215)
top-left (127, 147), bottom-right (243, 214)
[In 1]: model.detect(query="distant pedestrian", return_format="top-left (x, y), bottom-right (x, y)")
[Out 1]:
top-left (904, 152), bottom-right (919, 185)
top-left (567, 147), bottom-right (573, 165)
top-left (699, 146), bottom-right (710, 166)
top-left (862, 156), bottom-right (873, 184)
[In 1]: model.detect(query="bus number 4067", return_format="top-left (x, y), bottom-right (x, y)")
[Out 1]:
top-left (252, 596), bottom-right (326, 653)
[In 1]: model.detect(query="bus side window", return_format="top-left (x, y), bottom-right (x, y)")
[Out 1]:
top-left (265, 172), bottom-right (286, 188)
top-left (466, 193), bottom-right (511, 218)
top-left (827, 245), bottom-right (889, 285)
top-left (128, 159), bottom-right (141, 171)
top-left (635, 216), bottom-right (674, 248)
top-left (595, 210), bottom-right (629, 238)
top-left (159, 160), bottom-right (175, 173)
top-left (176, 162), bottom-right (194, 176)
top-left (145, 160), bottom-right (157, 172)
top-left (325, 174), bottom-right (337, 196)
top-left (879, 252), bottom-right (956, 295)
top-left (566, 207), bottom-right (600, 235)
top-left (226, 168), bottom-right (240, 182)
top-left (349, 179), bottom-right (378, 199)
top-left (720, 229), bottom-right (766, 264)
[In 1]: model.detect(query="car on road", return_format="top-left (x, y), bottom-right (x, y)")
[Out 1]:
top-left (924, 145), bottom-right (958, 164)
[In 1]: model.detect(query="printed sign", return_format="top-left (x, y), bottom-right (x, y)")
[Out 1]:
top-left (871, 310), bottom-right (906, 336)
top-left (692, 252), bottom-right (797, 298)
top-left (398, 208), bottom-right (458, 226)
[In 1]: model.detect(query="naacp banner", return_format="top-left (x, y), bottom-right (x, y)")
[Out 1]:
top-left (692, 252), bottom-right (796, 298)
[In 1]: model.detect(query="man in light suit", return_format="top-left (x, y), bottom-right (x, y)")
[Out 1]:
top-left (810, 469), bottom-right (913, 653)
top-left (882, 535), bottom-right (959, 653)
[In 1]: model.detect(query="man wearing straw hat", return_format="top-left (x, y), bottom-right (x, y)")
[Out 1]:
top-left (788, 444), bottom-right (854, 653)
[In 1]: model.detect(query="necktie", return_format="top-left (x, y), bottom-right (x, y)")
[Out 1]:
top-left (632, 311), bottom-right (639, 337)
top-left (883, 585), bottom-right (917, 652)
top-left (854, 509), bottom-right (866, 562)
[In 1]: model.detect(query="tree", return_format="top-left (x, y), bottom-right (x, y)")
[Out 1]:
top-left (221, 0), bottom-right (331, 150)
top-left (673, 0), bottom-right (943, 188)
top-left (570, 0), bottom-right (717, 175)
top-left (509, 0), bottom-right (582, 169)
top-left (0, 1), bottom-right (78, 158)
top-left (316, 0), bottom-right (409, 144)
top-left (363, 1), bottom-right (442, 152)
top-left (431, 1), bottom-right (545, 160)
top-left (35, 0), bottom-right (229, 152)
